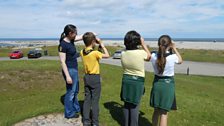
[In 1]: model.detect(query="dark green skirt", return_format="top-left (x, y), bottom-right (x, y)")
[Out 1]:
top-left (120, 74), bottom-right (145, 105)
top-left (150, 75), bottom-right (176, 111)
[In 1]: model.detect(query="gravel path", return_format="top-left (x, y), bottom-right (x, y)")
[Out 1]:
top-left (13, 113), bottom-right (83, 126)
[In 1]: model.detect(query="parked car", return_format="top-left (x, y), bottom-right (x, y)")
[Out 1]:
top-left (27, 50), bottom-right (42, 58)
top-left (9, 50), bottom-right (23, 59)
top-left (113, 50), bottom-right (122, 59)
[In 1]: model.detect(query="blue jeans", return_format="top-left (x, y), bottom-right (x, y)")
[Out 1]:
top-left (62, 68), bottom-right (80, 118)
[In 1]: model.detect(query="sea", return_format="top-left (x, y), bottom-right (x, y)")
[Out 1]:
top-left (0, 38), bottom-right (224, 47)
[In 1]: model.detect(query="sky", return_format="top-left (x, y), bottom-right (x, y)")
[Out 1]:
top-left (0, 0), bottom-right (223, 38)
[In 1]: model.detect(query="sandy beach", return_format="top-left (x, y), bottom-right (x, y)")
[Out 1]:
top-left (0, 40), bottom-right (224, 50)
top-left (147, 41), bottom-right (224, 50)
top-left (102, 40), bottom-right (224, 50)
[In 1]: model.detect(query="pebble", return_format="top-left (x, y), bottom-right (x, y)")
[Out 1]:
top-left (13, 113), bottom-right (83, 126)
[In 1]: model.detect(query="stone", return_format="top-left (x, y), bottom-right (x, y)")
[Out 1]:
top-left (37, 115), bottom-right (46, 120)
top-left (13, 113), bottom-right (83, 126)
top-left (47, 114), bottom-right (54, 119)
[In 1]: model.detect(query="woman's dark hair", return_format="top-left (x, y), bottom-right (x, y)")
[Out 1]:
top-left (59, 24), bottom-right (77, 43)
top-left (82, 32), bottom-right (96, 46)
top-left (124, 30), bottom-right (141, 50)
top-left (156, 35), bottom-right (172, 74)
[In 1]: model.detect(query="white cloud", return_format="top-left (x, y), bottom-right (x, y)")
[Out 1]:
top-left (0, 0), bottom-right (223, 38)
top-left (63, 0), bottom-right (121, 8)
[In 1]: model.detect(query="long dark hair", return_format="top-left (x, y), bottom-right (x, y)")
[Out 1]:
top-left (124, 30), bottom-right (141, 50)
top-left (156, 35), bottom-right (172, 74)
top-left (59, 24), bottom-right (77, 43)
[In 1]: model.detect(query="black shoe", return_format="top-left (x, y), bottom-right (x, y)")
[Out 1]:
top-left (65, 113), bottom-right (79, 119)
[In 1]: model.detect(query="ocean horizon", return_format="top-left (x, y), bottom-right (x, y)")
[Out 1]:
top-left (0, 38), bottom-right (224, 42)
top-left (1, 37), bottom-right (224, 50)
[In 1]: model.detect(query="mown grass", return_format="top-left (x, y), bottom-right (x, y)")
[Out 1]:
top-left (179, 49), bottom-right (224, 63)
top-left (0, 60), bottom-right (223, 126)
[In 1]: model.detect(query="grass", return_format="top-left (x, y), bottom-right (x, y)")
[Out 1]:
top-left (0, 60), bottom-right (223, 126)
top-left (178, 49), bottom-right (224, 63)
top-left (1, 46), bottom-right (224, 63)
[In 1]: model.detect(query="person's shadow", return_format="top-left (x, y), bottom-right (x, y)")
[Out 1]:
top-left (60, 94), bottom-right (65, 106)
top-left (104, 101), bottom-right (152, 126)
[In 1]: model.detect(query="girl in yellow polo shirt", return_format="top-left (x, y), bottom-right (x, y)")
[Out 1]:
top-left (120, 30), bottom-right (151, 126)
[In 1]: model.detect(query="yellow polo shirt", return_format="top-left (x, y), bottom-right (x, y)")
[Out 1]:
top-left (80, 47), bottom-right (103, 74)
top-left (121, 50), bottom-right (147, 77)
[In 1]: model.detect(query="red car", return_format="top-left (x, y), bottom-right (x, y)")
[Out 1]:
top-left (9, 50), bottom-right (23, 59)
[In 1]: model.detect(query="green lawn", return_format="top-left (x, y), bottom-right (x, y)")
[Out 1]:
top-left (0, 60), bottom-right (223, 126)
top-left (1, 46), bottom-right (224, 63)
top-left (178, 49), bottom-right (224, 63)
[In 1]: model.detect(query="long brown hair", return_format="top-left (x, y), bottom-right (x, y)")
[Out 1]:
top-left (59, 24), bottom-right (77, 43)
top-left (156, 35), bottom-right (172, 74)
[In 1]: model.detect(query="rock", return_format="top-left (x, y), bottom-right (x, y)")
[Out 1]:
top-left (31, 122), bottom-right (38, 126)
top-left (13, 113), bottom-right (83, 126)
top-left (25, 118), bottom-right (34, 123)
top-left (47, 114), bottom-right (54, 119)
top-left (37, 115), bottom-right (45, 120)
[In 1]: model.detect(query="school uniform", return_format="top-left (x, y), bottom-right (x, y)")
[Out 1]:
top-left (80, 47), bottom-right (103, 126)
top-left (150, 52), bottom-right (179, 111)
top-left (120, 49), bottom-right (147, 126)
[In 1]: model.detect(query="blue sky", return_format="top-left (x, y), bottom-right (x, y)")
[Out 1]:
top-left (0, 0), bottom-right (223, 38)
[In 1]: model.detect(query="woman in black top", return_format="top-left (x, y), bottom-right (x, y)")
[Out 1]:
top-left (58, 24), bottom-right (83, 118)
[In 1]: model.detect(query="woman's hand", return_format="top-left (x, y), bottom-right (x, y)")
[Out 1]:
top-left (66, 76), bottom-right (73, 84)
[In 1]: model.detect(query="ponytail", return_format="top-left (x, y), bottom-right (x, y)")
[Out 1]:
top-left (156, 45), bottom-right (166, 74)
top-left (59, 32), bottom-right (65, 44)
top-left (156, 35), bottom-right (172, 74)
top-left (59, 24), bottom-right (77, 44)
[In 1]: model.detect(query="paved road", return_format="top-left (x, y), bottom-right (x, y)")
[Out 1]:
top-left (101, 59), bottom-right (224, 77)
top-left (1, 56), bottom-right (224, 76)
